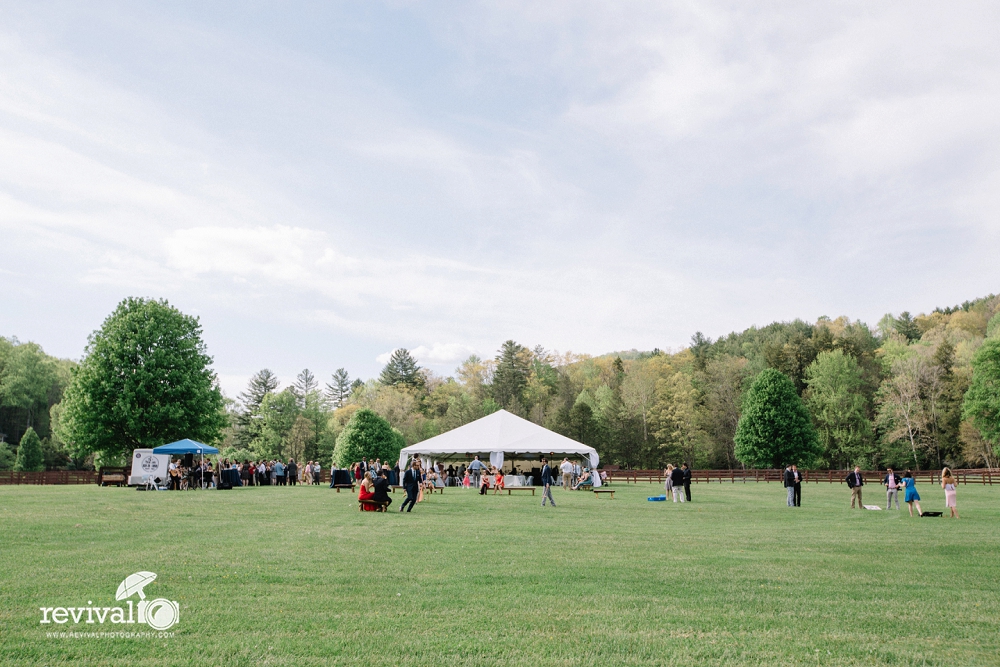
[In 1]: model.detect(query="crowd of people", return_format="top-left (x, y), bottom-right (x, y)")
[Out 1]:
top-left (164, 458), bottom-right (327, 489)
top-left (786, 464), bottom-right (961, 517)
top-left (349, 455), bottom-right (605, 511)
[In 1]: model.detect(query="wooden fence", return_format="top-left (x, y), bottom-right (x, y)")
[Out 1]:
top-left (603, 468), bottom-right (997, 486)
top-left (0, 470), bottom-right (99, 485)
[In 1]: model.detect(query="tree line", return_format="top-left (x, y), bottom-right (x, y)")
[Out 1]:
top-left (2, 294), bottom-right (999, 472)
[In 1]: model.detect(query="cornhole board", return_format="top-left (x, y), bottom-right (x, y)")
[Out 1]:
top-left (863, 505), bottom-right (882, 510)
top-left (648, 495), bottom-right (667, 501)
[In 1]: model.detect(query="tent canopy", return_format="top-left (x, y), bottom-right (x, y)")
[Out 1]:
top-left (399, 410), bottom-right (599, 466)
top-left (153, 439), bottom-right (219, 455)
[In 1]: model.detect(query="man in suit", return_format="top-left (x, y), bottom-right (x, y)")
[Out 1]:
top-left (847, 465), bottom-right (864, 509)
top-left (791, 464), bottom-right (802, 506)
top-left (373, 469), bottom-right (392, 510)
top-left (783, 464), bottom-right (795, 507)
top-left (286, 459), bottom-right (298, 486)
top-left (681, 463), bottom-right (692, 502)
top-left (400, 462), bottom-right (420, 512)
top-left (540, 458), bottom-right (556, 507)
top-left (883, 468), bottom-right (900, 510)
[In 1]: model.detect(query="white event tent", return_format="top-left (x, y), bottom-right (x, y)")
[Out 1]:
top-left (397, 409), bottom-right (601, 487)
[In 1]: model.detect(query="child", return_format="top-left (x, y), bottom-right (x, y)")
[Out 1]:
top-left (479, 472), bottom-right (490, 495)
top-left (463, 469), bottom-right (471, 488)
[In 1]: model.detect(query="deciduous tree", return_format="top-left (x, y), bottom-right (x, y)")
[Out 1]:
top-left (734, 369), bottom-right (820, 468)
top-left (58, 298), bottom-right (225, 460)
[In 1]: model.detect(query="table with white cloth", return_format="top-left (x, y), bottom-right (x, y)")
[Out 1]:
top-left (503, 475), bottom-right (528, 487)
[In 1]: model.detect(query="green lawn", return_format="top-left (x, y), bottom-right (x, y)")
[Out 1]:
top-left (0, 480), bottom-right (997, 666)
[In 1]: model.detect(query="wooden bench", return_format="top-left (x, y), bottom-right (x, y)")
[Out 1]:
top-left (332, 483), bottom-right (355, 493)
top-left (506, 487), bottom-right (536, 496)
top-left (594, 489), bottom-right (615, 499)
top-left (100, 474), bottom-right (126, 487)
top-left (359, 499), bottom-right (390, 512)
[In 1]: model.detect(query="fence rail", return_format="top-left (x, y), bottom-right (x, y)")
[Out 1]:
top-left (603, 468), bottom-right (997, 486)
top-left (1, 468), bottom-right (994, 486)
top-left (0, 470), bottom-right (99, 485)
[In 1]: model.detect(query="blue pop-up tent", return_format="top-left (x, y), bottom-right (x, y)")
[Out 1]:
top-left (153, 440), bottom-right (220, 489)
top-left (153, 439), bottom-right (219, 455)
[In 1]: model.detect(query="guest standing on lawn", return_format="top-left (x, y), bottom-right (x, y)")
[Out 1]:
top-left (792, 464), bottom-right (802, 507)
top-left (560, 458), bottom-right (574, 490)
top-left (901, 470), bottom-right (922, 517)
top-left (783, 464), bottom-right (795, 507)
top-left (670, 465), bottom-right (685, 503)
top-left (540, 458), bottom-right (556, 507)
top-left (664, 464), bottom-right (674, 497)
top-left (941, 468), bottom-right (959, 519)
top-left (883, 468), bottom-right (900, 509)
top-left (847, 466), bottom-right (864, 509)
top-left (468, 456), bottom-right (485, 489)
top-left (682, 463), bottom-right (692, 502)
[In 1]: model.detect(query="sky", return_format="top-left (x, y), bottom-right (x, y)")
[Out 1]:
top-left (2, 1), bottom-right (998, 397)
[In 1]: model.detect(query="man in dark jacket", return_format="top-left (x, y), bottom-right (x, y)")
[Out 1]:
top-left (286, 459), bottom-right (298, 486)
top-left (681, 463), bottom-right (692, 502)
top-left (373, 470), bottom-right (392, 509)
top-left (846, 466), bottom-right (864, 509)
top-left (783, 465), bottom-right (795, 507)
top-left (400, 462), bottom-right (420, 512)
top-left (792, 464), bottom-right (802, 507)
top-left (540, 458), bottom-right (556, 507)
top-left (670, 465), bottom-right (686, 503)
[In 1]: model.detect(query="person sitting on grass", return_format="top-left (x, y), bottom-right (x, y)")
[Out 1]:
top-left (358, 472), bottom-right (377, 511)
top-left (493, 468), bottom-right (505, 494)
top-left (901, 470), bottom-right (922, 517)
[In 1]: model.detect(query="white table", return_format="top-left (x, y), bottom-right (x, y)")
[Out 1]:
top-left (504, 475), bottom-right (529, 487)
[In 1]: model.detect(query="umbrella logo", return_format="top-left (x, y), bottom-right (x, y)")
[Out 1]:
top-left (39, 570), bottom-right (180, 632)
top-left (115, 572), bottom-right (180, 631)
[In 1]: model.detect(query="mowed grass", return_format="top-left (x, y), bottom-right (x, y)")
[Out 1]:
top-left (0, 480), bottom-right (998, 666)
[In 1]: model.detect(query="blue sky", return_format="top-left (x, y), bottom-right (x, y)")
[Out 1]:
top-left (2, 1), bottom-right (998, 396)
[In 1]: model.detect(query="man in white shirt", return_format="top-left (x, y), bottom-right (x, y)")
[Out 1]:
top-left (559, 458), bottom-right (574, 490)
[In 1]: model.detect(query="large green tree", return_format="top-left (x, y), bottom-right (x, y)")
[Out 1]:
top-left (332, 408), bottom-right (405, 467)
top-left (804, 350), bottom-right (872, 468)
top-left (235, 368), bottom-right (280, 449)
top-left (58, 298), bottom-right (226, 460)
top-left (735, 369), bottom-right (820, 468)
top-left (13, 426), bottom-right (44, 472)
top-left (963, 338), bottom-right (1000, 447)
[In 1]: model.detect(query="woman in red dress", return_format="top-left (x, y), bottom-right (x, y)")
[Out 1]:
top-left (358, 472), bottom-right (377, 511)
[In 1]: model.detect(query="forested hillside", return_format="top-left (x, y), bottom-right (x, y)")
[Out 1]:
top-left (3, 294), bottom-right (998, 471)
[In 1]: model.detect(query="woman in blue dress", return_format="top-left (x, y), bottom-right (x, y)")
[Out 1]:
top-left (901, 470), bottom-right (923, 517)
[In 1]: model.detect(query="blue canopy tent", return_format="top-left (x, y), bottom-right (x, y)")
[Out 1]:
top-left (153, 440), bottom-right (220, 489)
top-left (152, 439), bottom-right (219, 456)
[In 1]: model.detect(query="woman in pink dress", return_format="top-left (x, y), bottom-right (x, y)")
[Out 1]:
top-left (941, 468), bottom-right (959, 519)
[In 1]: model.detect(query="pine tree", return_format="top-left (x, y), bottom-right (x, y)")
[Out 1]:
top-left (236, 369), bottom-right (280, 449)
top-left (14, 426), bottom-right (44, 472)
top-left (325, 368), bottom-right (352, 408)
top-left (293, 369), bottom-right (318, 408)
top-left (378, 349), bottom-right (423, 388)
top-left (491, 340), bottom-right (530, 409)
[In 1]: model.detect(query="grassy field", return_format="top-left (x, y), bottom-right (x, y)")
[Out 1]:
top-left (0, 480), bottom-right (998, 666)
